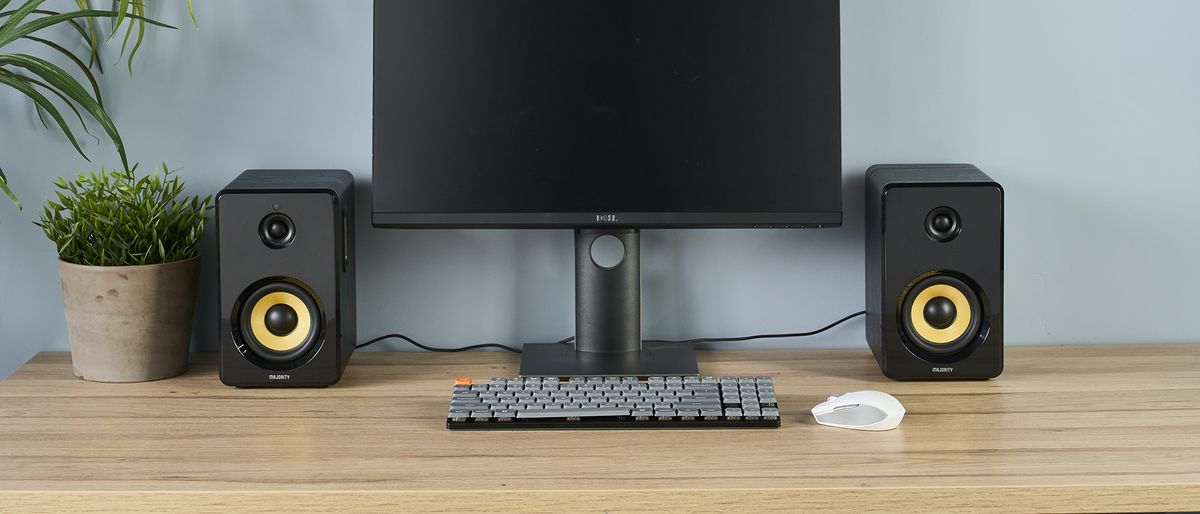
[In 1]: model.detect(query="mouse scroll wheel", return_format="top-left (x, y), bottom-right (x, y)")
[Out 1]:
top-left (832, 403), bottom-right (860, 411)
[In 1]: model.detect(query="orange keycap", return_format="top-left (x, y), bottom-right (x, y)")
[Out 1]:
top-left (454, 377), bottom-right (472, 386)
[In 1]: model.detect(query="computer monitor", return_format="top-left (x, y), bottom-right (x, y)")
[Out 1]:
top-left (373, 0), bottom-right (842, 376)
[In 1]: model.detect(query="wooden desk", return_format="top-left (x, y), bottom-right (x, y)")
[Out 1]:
top-left (1, 344), bottom-right (1198, 512)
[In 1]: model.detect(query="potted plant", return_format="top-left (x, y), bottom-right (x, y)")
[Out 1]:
top-left (36, 163), bottom-right (210, 382)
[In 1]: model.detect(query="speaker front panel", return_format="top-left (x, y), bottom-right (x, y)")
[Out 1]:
top-left (218, 187), bottom-right (347, 386)
top-left (866, 165), bottom-right (1003, 380)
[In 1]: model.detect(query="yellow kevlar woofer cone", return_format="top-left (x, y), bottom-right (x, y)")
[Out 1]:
top-left (909, 284), bottom-right (972, 344)
top-left (237, 280), bottom-right (322, 364)
top-left (900, 274), bottom-right (983, 356)
top-left (249, 291), bottom-right (312, 351)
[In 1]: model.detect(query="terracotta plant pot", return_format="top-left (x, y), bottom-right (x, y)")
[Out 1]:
top-left (58, 257), bottom-right (200, 383)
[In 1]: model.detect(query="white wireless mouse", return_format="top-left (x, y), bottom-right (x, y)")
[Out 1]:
top-left (811, 391), bottom-right (905, 431)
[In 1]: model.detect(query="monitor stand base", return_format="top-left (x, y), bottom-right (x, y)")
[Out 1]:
top-left (518, 342), bottom-right (699, 377)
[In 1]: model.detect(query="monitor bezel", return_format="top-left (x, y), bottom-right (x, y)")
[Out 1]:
top-left (370, 0), bottom-right (843, 230)
top-left (370, 210), bottom-right (843, 229)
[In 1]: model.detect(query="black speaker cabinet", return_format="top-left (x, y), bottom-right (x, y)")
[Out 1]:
top-left (217, 170), bottom-right (356, 387)
top-left (865, 164), bottom-right (1003, 380)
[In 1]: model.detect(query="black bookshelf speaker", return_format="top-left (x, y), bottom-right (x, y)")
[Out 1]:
top-left (865, 164), bottom-right (1003, 380)
top-left (217, 170), bottom-right (356, 387)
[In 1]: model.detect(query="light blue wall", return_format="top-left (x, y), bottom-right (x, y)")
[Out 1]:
top-left (2, 0), bottom-right (1198, 379)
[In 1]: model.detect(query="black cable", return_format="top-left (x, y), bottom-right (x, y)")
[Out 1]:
top-left (358, 310), bottom-right (866, 354)
top-left (643, 310), bottom-right (866, 344)
top-left (355, 333), bottom-right (524, 353)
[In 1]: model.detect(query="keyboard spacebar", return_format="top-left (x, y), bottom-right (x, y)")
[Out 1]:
top-left (517, 408), bottom-right (631, 419)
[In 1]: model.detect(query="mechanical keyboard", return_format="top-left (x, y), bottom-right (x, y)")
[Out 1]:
top-left (446, 375), bottom-right (780, 429)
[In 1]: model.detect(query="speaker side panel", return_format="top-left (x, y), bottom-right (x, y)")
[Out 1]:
top-left (337, 189), bottom-right (356, 370)
top-left (864, 171), bottom-right (887, 371)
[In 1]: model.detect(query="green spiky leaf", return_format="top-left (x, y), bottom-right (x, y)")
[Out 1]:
top-left (0, 71), bottom-right (89, 160)
top-left (35, 164), bottom-right (211, 266)
top-left (0, 53), bottom-right (126, 170)
top-left (0, 8), bottom-right (175, 48)
top-left (23, 35), bottom-right (104, 107)
top-left (0, 167), bottom-right (21, 210)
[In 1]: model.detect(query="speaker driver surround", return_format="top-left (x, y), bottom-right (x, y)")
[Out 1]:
top-left (900, 274), bottom-right (983, 357)
top-left (237, 280), bottom-right (322, 364)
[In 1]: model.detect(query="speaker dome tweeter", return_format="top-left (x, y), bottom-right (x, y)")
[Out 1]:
top-left (925, 206), bottom-right (961, 242)
top-left (259, 213), bottom-right (296, 248)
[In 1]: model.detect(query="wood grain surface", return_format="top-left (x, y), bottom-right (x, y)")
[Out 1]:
top-left (1, 344), bottom-right (1198, 512)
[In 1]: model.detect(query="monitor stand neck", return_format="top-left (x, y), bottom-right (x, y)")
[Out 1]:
top-left (518, 228), bottom-right (699, 377)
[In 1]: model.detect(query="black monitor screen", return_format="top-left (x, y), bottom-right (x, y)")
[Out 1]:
top-left (373, 0), bottom-right (841, 228)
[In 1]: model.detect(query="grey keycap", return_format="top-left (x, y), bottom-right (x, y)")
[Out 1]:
top-left (517, 407), bottom-right (630, 419)
top-left (677, 409), bottom-right (699, 418)
top-left (761, 408), bottom-right (780, 418)
top-left (725, 408), bottom-right (743, 417)
top-left (632, 408), bottom-right (653, 418)
top-left (471, 410), bottom-right (492, 418)
top-left (700, 409), bottom-right (723, 418)
top-left (674, 400), bottom-right (720, 409)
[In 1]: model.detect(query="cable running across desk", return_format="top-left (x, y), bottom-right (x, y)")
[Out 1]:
top-left (356, 310), bottom-right (865, 353)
